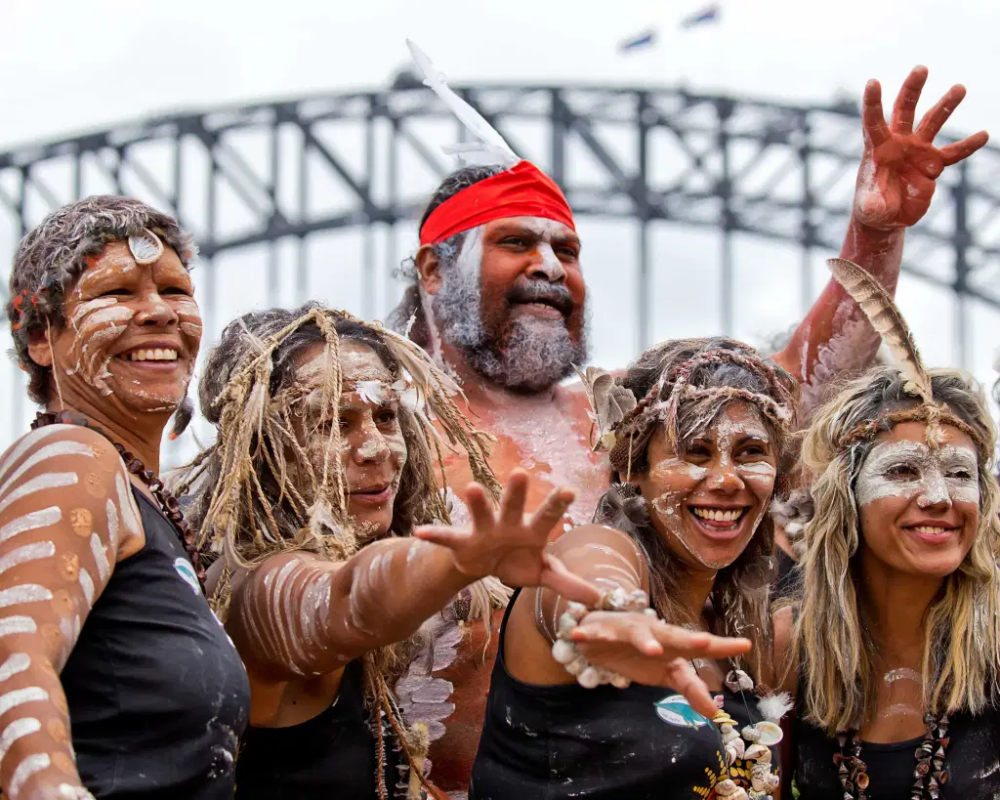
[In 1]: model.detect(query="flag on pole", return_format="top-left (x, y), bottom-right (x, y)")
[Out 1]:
top-left (680, 4), bottom-right (720, 28)
top-left (618, 29), bottom-right (657, 53)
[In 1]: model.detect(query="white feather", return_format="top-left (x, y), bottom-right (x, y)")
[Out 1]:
top-left (757, 692), bottom-right (793, 723)
top-left (406, 39), bottom-right (520, 168)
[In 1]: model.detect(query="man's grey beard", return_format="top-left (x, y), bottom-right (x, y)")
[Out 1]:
top-left (430, 265), bottom-right (589, 393)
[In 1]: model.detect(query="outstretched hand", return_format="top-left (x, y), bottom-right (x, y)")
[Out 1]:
top-left (415, 470), bottom-right (602, 606)
top-left (855, 65), bottom-right (988, 229)
top-left (569, 611), bottom-right (751, 718)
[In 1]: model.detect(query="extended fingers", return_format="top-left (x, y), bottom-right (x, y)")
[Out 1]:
top-left (940, 130), bottom-right (989, 166)
top-left (696, 633), bottom-right (753, 659)
top-left (529, 485), bottom-right (576, 539)
top-left (862, 79), bottom-right (891, 148)
top-left (915, 84), bottom-right (967, 143)
top-left (540, 554), bottom-right (604, 606)
top-left (890, 65), bottom-right (928, 134)
top-left (413, 524), bottom-right (468, 548)
top-left (668, 659), bottom-right (718, 719)
top-left (499, 470), bottom-right (529, 527)
top-left (463, 482), bottom-right (497, 534)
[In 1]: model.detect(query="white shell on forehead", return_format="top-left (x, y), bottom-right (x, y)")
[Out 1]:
top-left (127, 229), bottom-right (164, 265)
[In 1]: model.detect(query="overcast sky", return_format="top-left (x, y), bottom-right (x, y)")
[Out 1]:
top-left (2, 0), bottom-right (999, 458)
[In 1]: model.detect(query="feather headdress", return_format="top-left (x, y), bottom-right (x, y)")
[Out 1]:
top-left (827, 258), bottom-right (962, 447)
top-left (406, 39), bottom-right (520, 169)
top-left (827, 258), bottom-right (933, 403)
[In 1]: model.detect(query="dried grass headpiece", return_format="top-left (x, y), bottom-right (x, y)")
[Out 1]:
top-left (828, 258), bottom-right (985, 453)
top-left (578, 340), bottom-right (797, 481)
top-left (185, 307), bottom-right (501, 573)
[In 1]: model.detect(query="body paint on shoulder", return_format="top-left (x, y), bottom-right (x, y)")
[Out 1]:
top-left (0, 474), bottom-right (79, 516)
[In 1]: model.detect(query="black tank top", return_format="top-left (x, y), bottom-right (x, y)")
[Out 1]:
top-left (235, 659), bottom-right (402, 799)
top-left (62, 489), bottom-right (251, 798)
top-left (470, 590), bottom-right (769, 800)
top-left (793, 689), bottom-right (1000, 798)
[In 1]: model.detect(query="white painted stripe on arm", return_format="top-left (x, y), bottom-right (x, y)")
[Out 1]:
top-left (0, 442), bottom-right (93, 501)
top-left (0, 543), bottom-right (56, 578)
top-left (89, 535), bottom-right (110, 583)
top-left (0, 508), bottom-right (61, 545)
top-left (0, 427), bottom-right (65, 485)
top-left (0, 586), bottom-right (53, 610)
top-left (78, 569), bottom-right (94, 606)
top-left (0, 474), bottom-right (79, 515)
top-left (0, 654), bottom-right (30, 684)
top-left (0, 687), bottom-right (49, 717)
top-left (0, 717), bottom-right (41, 768)
top-left (9, 752), bottom-right (51, 799)
top-left (0, 618), bottom-right (37, 638)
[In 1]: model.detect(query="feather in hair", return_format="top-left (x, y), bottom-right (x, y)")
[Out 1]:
top-left (406, 39), bottom-right (520, 169)
top-left (573, 365), bottom-right (637, 450)
top-left (827, 258), bottom-right (933, 403)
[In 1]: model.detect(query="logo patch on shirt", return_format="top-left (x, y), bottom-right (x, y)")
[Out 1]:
top-left (654, 694), bottom-right (710, 728)
top-left (173, 557), bottom-right (201, 595)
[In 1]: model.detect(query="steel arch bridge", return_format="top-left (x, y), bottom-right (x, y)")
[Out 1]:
top-left (3, 82), bottom-right (1000, 454)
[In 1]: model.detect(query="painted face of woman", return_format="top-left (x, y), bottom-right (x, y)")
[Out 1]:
top-left (34, 241), bottom-right (201, 416)
top-left (856, 420), bottom-right (980, 579)
top-left (295, 341), bottom-right (408, 538)
top-left (635, 401), bottom-right (778, 571)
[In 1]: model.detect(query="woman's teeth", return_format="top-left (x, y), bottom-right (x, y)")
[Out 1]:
top-left (691, 507), bottom-right (744, 522)
top-left (125, 348), bottom-right (178, 362)
top-left (912, 526), bottom-right (950, 535)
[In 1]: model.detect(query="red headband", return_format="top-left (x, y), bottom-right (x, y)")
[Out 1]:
top-left (419, 160), bottom-right (575, 246)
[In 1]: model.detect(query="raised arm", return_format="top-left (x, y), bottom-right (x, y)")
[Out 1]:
top-left (0, 424), bottom-right (143, 800)
top-left (772, 66), bottom-right (988, 410)
top-left (512, 523), bottom-right (750, 717)
top-left (228, 470), bottom-right (598, 681)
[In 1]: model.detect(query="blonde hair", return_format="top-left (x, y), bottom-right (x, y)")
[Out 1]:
top-left (792, 366), bottom-right (1000, 734)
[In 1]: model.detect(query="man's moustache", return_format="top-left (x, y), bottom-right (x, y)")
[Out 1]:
top-left (506, 283), bottom-right (574, 315)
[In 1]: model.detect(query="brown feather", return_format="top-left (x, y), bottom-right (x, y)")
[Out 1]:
top-left (827, 258), bottom-right (933, 403)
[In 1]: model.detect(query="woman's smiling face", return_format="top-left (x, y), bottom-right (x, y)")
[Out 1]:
top-left (635, 401), bottom-right (778, 571)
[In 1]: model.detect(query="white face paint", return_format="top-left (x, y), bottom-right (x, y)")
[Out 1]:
top-left (643, 403), bottom-right (778, 571)
top-left (855, 441), bottom-right (980, 509)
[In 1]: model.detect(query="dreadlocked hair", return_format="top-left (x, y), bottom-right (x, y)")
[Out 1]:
top-left (593, 337), bottom-right (799, 683)
top-left (793, 366), bottom-right (1000, 735)
top-left (178, 303), bottom-right (506, 799)
top-left (388, 165), bottom-right (504, 346)
top-left (7, 195), bottom-right (196, 405)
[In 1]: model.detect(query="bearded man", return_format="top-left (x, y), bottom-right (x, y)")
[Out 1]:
top-left (385, 62), bottom-right (987, 798)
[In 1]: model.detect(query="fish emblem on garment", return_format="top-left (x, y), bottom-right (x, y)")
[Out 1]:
top-left (173, 557), bottom-right (201, 595)
top-left (654, 694), bottom-right (710, 728)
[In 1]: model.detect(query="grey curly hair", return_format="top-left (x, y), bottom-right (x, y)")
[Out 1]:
top-left (6, 195), bottom-right (196, 404)
top-left (387, 164), bottom-right (504, 346)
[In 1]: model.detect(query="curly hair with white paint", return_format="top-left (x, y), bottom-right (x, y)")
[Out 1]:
top-left (6, 195), bottom-right (195, 404)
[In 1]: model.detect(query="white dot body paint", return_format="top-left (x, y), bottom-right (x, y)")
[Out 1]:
top-left (0, 654), bottom-right (30, 683)
top-left (0, 717), bottom-right (41, 768)
top-left (0, 441), bottom-right (94, 501)
top-left (78, 568), bottom-right (95, 607)
top-left (0, 687), bottom-right (49, 717)
top-left (0, 586), bottom-right (52, 609)
top-left (0, 543), bottom-right (56, 577)
top-left (9, 752), bottom-right (51, 799)
top-left (855, 441), bottom-right (980, 508)
top-left (0, 617), bottom-right (37, 638)
top-left (0, 473), bottom-right (79, 516)
top-left (0, 508), bottom-right (61, 546)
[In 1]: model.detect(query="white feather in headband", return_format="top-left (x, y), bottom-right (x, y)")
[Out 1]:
top-left (406, 39), bottom-right (520, 169)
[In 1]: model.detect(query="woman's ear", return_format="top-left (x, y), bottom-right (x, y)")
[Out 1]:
top-left (26, 327), bottom-right (53, 367)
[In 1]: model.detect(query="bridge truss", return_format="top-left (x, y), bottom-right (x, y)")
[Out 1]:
top-left (3, 82), bottom-right (1000, 454)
